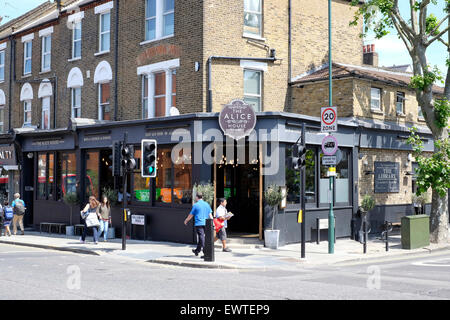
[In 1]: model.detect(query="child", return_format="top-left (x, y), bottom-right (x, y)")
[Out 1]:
top-left (3, 201), bottom-right (12, 237)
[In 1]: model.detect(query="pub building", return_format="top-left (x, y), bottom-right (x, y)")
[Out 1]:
top-left (11, 106), bottom-right (434, 245)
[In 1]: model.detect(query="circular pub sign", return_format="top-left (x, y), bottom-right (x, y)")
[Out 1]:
top-left (219, 99), bottom-right (256, 140)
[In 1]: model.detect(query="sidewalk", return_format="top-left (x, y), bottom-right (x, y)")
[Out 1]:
top-left (0, 231), bottom-right (449, 270)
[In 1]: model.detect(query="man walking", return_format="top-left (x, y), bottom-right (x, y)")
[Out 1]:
top-left (184, 192), bottom-right (213, 258)
top-left (215, 198), bottom-right (232, 252)
top-left (12, 193), bottom-right (26, 235)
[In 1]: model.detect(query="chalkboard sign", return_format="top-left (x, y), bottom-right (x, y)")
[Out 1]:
top-left (374, 162), bottom-right (400, 193)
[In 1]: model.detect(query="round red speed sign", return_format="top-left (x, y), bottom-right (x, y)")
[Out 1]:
top-left (322, 107), bottom-right (337, 126)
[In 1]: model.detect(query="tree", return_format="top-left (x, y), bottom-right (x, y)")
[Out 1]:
top-left (350, 0), bottom-right (450, 243)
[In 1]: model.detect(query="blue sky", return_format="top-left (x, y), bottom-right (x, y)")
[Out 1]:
top-left (1, 0), bottom-right (448, 78)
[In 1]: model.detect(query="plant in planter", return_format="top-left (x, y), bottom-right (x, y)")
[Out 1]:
top-left (102, 186), bottom-right (118, 206)
top-left (358, 194), bottom-right (375, 243)
top-left (264, 185), bottom-right (283, 249)
top-left (63, 192), bottom-right (79, 236)
top-left (193, 183), bottom-right (214, 207)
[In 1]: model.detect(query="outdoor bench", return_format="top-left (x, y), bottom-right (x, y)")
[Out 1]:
top-left (40, 222), bottom-right (66, 234)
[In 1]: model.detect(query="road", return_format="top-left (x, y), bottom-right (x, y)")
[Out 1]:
top-left (0, 244), bottom-right (449, 301)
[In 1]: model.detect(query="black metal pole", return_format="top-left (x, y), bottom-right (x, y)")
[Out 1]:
top-left (385, 221), bottom-right (389, 252)
top-left (301, 122), bottom-right (306, 259)
top-left (122, 132), bottom-right (127, 251)
top-left (363, 219), bottom-right (367, 254)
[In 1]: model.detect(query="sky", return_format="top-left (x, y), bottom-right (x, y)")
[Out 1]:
top-left (0, 0), bottom-right (448, 79)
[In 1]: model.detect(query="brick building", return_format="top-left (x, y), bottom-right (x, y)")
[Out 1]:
top-left (1, 0), bottom-right (428, 244)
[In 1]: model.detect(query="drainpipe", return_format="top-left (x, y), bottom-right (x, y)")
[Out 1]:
top-left (113, 0), bottom-right (119, 121)
top-left (207, 55), bottom-right (277, 112)
top-left (53, 76), bottom-right (57, 129)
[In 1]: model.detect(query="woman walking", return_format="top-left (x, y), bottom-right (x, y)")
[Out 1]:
top-left (98, 195), bottom-right (111, 242)
top-left (80, 196), bottom-right (100, 244)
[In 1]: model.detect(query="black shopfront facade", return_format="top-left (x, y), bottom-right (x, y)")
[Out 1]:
top-left (14, 112), bottom-right (432, 245)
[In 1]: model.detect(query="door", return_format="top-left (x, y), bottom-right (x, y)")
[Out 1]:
top-left (22, 155), bottom-right (34, 227)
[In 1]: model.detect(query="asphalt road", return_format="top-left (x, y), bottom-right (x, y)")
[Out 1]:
top-left (0, 244), bottom-right (449, 301)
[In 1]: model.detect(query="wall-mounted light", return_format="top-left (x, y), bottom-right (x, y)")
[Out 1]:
top-left (194, 62), bottom-right (200, 72)
top-left (27, 153), bottom-right (34, 159)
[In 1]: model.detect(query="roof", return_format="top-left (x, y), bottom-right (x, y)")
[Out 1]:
top-left (291, 62), bottom-right (445, 95)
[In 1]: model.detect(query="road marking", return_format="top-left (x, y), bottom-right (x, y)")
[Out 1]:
top-left (412, 258), bottom-right (450, 267)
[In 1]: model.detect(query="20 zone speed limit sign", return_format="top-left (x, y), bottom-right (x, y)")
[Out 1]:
top-left (321, 106), bottom-right (338, 132)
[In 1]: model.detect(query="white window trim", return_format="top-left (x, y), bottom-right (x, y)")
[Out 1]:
top-left (68, 11), bottom-right (85, 24)
top-left (396, 91), bottom-right (405, 115)
top-left (41, 96), bottom-right (50, 130)
top-left (0, 50), bottom-right (5, 82)
top-left (0, 42), bottom-right (7, 51)
top-left (41, 35), bottom-right (51, 72)
top-left (240, 60), bottom-right (267, 72)
top-left (72, 21), bottom-right (82, 59)
top-left (39, 26), bottom-right (54, 38)
top-left (95, 1), bottom-right (114, 14)
top-left (21, 33), bottom-right (34, 43)
top-left (243, 68), bottom-right (262, 112)
top-left (23, 100), bottom-right (32, 126)
top-left (162, 0), bottom-right (174, 37)
top-left (370, 87), bottom-right (381, 111)
top-left (23, 41), bottom-right (32, 75)
top-left (144, 0), bottom-right (174, 43)
top-left (71, 87), bottom-right (82, 118)
top-left (98, 12), bottom-right (111, 54)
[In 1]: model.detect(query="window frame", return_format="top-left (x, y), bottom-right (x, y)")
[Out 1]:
top-left (143, 0), bottom-right (174, 43)
top-left (36, 152), bottom-right (56, 201)
top-left (23, 41), bottom-right (32, 75)
top-left (23, 100), bottom-right (32, 126)
top-left (71, 87), bottom-right (82, 118)
top-left (99, 12), bottom-right (111, 53)
top-left (98, 82), bottom-right (111, 120)
top-left (41, 96), bottom-right (50, 130)
top-left (243, 0), bottom-right (263, 38)
top-left (72, 21), bottom-right (82, 59)
top-left (0, 106), bottom-right (4, 133)
top-left (142, 67), bottom-right (177, 119)
top-left (41, 35), bottom-right (51, 72)
top-left (0, 50), bottom-right (5, 82)
top-left (243, 68), bottom-right (262, 112)
top-left (370, 87), bottom-right (381, 111)
top-left (396, 91), bottom-right (405, 115)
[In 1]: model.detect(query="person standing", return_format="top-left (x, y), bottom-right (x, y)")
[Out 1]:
top-left (12, 193), bottom-right (26, 235)
top-left (184, 192), bottom-right (213, 258)
top-left (80, 196), bottom-right (100, 244)
top-left (98, 195), bottom-right (111, 242)
top-left (2, 201), bottom-right (12, 237)
top-left (214, 198), bottom-right (232, 252)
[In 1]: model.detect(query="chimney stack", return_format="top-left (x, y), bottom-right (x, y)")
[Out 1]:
top-left (363, 44), bottom-right (378, 67)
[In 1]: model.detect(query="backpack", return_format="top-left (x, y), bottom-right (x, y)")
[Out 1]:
top-left (4, 207), bottom-right (13, 220)
top-left (13, 200), bottom-right (25, 216)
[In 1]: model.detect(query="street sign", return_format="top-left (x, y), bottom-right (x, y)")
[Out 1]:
top-left (321, 106), bottom-right (337, 132)
top-left (322, 155), bottom-right (337, 166)
top-left (321, 135), bottom-right (338, 156)
top-left (131, 214), bottom-right (145, 225)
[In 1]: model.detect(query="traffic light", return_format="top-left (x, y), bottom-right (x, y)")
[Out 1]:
top-left (297, 145), bottom-right (307, 169)
top-left (141, 139), bottom-right (157, 178)
top-left (287, 144), bottom-right (307, 170)
top-left (112, 141), bottom-right (123, 177)
top-left (121, 144), bottom-right (136, 171)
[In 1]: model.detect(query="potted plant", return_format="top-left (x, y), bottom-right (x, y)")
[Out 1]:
top-left (193, 183), bottom-right (215, 207)
top-left (63, 192), bottom-right (79, 236)
top-left (264, 185), bottom-right (283, 249)
top-left (358, 194), bottom-right (375, 242)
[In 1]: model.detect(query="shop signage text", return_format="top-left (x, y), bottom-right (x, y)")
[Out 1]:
top-left (374, 162), bottom-right (400, 193)
top-left (131, 214), bottom-right (145, 225)
top-left (0, 145), bottom-right (16, 166)
top-left (219, 99), bottom-right (256, 140)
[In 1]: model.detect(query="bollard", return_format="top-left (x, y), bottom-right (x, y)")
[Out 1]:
top-left (385, 221), bottom-right (389, 252)
top-left (203, 218), bottom-right (215, 262)
top-left (363, 220), bottom-right (367, 254)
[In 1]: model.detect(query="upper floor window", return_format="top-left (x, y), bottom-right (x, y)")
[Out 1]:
top-left (72, 87), bottom-right (82, 118)
top-left (0, 50), bottom-right (4, 81)
top-left (144, 0), bottom-right (174, 42)
top-left (0, 89), bottom-right (5, 133)
top-left (42, 96), bottom-right (50, 130)
top-left (244, 69), bottom-right (262, 112)
top-left (370, 87), bottom-right (381, 111)
top-left (142, 69), bottom-right (176, 118)
top-left (99, 83), bottom-right (111, 120)
top-left (23, 100), bottom-right (32, 126)
top-left (41, 35), bottom-right (51, 72)
top-left (24, 41), bottom-right (32, 75)
top-left (99, 12), bottom-right (111, 52)
top-left (244, 0), bottom-right (262, 37)
top-left (396, 91), bottom-right (405, 115)
top-left (72, 21), bottom-right (82, 59)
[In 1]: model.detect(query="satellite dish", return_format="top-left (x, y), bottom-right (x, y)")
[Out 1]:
top-left (170, 107), bottom-right (180, 116)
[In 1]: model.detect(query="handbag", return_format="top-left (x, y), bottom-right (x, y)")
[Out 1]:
top-left (85, 211), bottom-right (100, 228)
top-left (213, 218), bottom-right (224, 233)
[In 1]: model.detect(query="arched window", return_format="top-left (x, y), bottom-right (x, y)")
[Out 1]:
top-left (94, 61), bottom-right (113, 120)
top-left (67, 67), bottom-right (83, 118)
top-left (38, 79), bottom-right (53, 129)
top-left (20, 83), bottom-right (33, 127)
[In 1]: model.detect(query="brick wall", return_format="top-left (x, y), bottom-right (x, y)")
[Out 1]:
top-left (0, 39), bottom-right (10, 131)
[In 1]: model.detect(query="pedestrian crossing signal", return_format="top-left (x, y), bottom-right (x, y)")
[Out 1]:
top-left (141, 139), bottom-right (157, 178)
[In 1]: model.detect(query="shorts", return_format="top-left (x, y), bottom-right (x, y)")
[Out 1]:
top-left (216, 227), bottom-right (227, 241)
